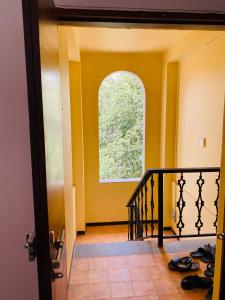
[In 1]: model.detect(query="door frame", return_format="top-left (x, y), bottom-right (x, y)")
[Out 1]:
top-left (23, 3), bottom-right (225, 300)
top-left (22, 0), bottom-right (53, 299)
top-left (56, 7), bottom-right (225, 28)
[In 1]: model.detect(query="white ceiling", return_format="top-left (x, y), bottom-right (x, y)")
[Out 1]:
top-left (74, 27), bottom-right (190, 53)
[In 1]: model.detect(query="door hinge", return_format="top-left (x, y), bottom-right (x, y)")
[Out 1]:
top-left (24, 231), bottom-right (37, 261)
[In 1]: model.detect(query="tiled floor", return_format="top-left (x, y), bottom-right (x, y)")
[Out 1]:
top-left (69, 226), bottom-right (210, 300)
top-left (76, 225), bottom-right (178, 245)
top-left (76, 225), bottom-right (128, 244)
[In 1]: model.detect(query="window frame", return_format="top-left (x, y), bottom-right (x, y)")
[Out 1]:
top-left (98, 70), bottom-right (146, 183)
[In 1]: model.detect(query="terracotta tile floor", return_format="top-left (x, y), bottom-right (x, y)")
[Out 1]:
top-left (69, 225), bottom-right (210, 300)
top-left (76, 225), bottom-right (176, 245)
top-left (76, 225), bottom-right (129, 244)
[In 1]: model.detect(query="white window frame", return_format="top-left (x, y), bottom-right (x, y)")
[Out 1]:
top-left (98, 71), bottom-right (146, 183)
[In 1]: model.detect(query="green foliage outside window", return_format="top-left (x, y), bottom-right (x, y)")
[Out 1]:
top-left (99, 71), bottom-right (145, 180)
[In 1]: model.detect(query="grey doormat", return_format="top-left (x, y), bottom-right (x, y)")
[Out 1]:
top-left (75, 238), bottom-right (216, 257)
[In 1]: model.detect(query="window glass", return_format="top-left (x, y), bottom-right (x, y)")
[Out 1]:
top-left (99, 71), bottom-right (145, 182)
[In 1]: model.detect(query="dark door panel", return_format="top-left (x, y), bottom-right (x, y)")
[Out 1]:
top-left (22, 0), bottom-right (68, 299)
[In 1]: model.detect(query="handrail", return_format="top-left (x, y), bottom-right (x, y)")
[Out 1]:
top-left (126, 170), bottom-right (151, 207)
top-left (127, 167), bottom-right (220, 207)
top-left (127, 166), bottom-right (220, 246)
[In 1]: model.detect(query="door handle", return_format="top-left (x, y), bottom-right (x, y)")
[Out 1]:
top-left (217, 233), bottom-right (225, 240)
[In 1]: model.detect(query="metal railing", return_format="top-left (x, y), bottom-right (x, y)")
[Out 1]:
top-left (127, 168), bottom-right (220, 247)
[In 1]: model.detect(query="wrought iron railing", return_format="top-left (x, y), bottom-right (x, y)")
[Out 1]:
top-left (127, 168), bottom-right (220, 247)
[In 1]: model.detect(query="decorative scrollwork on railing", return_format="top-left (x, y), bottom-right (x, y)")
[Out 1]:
top-left (176, 173), bottom-right (186, 236)
top-left (134, 198), bottom-right (137, 238)
top-left (144, 183), bottom-right (148, 237)
top-left (150, 174), bottom-right (155, 236)
top-left (136, 193), bottom-right (143, 240)
top-left (195, 172), bottom-right (205, 235)
top-left (214, 172), bottom-right (220, 230)
top-left (128, 205), bottom-right (133, 240)
top-left (141, 188), bottom-right (144, 225)
top-left (127, 167), bottom-right (220, 243)
top-left (140, 188), bottom-right (144, 238)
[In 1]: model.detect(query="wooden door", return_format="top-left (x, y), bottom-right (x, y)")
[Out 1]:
top-left (22, 0), bottom-right (68, 299)
top-left (213, 100), bottom-right (225, 300)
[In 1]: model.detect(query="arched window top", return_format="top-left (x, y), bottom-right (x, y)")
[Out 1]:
top-left (99, 71), bottom-right (145, 182)
top-left (100, 71), bottom-right (145, 94)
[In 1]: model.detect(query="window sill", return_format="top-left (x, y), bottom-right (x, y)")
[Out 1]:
top-left (100, 178), bottom-right (141, 183)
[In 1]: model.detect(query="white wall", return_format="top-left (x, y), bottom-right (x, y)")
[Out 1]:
top-left (0, 1), bottom-right (39, 299)
top-left (54, 0), bottom-right (225, 12)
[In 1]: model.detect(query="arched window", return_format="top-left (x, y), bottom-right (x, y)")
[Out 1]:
top-left (99, 71), bottom-right (145, 182)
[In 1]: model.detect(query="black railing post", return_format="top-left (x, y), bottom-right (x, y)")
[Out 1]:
top-left (129, 206), bottom-right (134, 240)
top-left (158, 173), bottom-right (164, 247)
top-left (135, 205), bottom-right (143, 240)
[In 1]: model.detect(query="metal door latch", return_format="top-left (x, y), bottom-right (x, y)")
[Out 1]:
top-left (52, 230), bottom-right (65, 269)
top-left (24, 232), bottom-right (37, 261)
top-left (217, 232), bottom-right (225, 240)
top-left (51, 269), bottom-right (64, 281)
top-left (51, 230), bottom-right (65, 281)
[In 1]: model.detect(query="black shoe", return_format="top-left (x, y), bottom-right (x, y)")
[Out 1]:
top-left (181, 275), bottom-right (213, 290)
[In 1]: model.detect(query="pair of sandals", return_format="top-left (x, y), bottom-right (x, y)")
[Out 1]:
top-left (190, 244), bottom-right (215, 279)
top-left (190, 244), bottom-right (216, 263)
top-left (179, 263), bottom-right (214, 296)
top-left (169, 257), bottom-right (214, 277)
top-left (168, 244), bottom-right (215, 294)
top-left (168, 257), bottom-right (212, 291)
top-left (168, 244), bottom-right (216, 273)
top-left (168, 256), bottom-right (199, 272)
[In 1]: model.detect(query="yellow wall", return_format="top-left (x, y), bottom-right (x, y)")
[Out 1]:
top-left (58, 27), bottom-right (75, 277)
top-left (160, 31), bottom-right (225, 297)
top-left (79, 52), bottom-right (163, 222)
top-left (69, 61), bottom-right (86, 231)
top-left (160, 59), bottom-right (167, 169)
top-left (161, 62), bottom-right (179, 226)
top-left (174, 35), bottom-right (225, 235)
top-left (176, 36), bottom-right (225, 168)
top-left (159, 32), bottom-right (225, 235)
